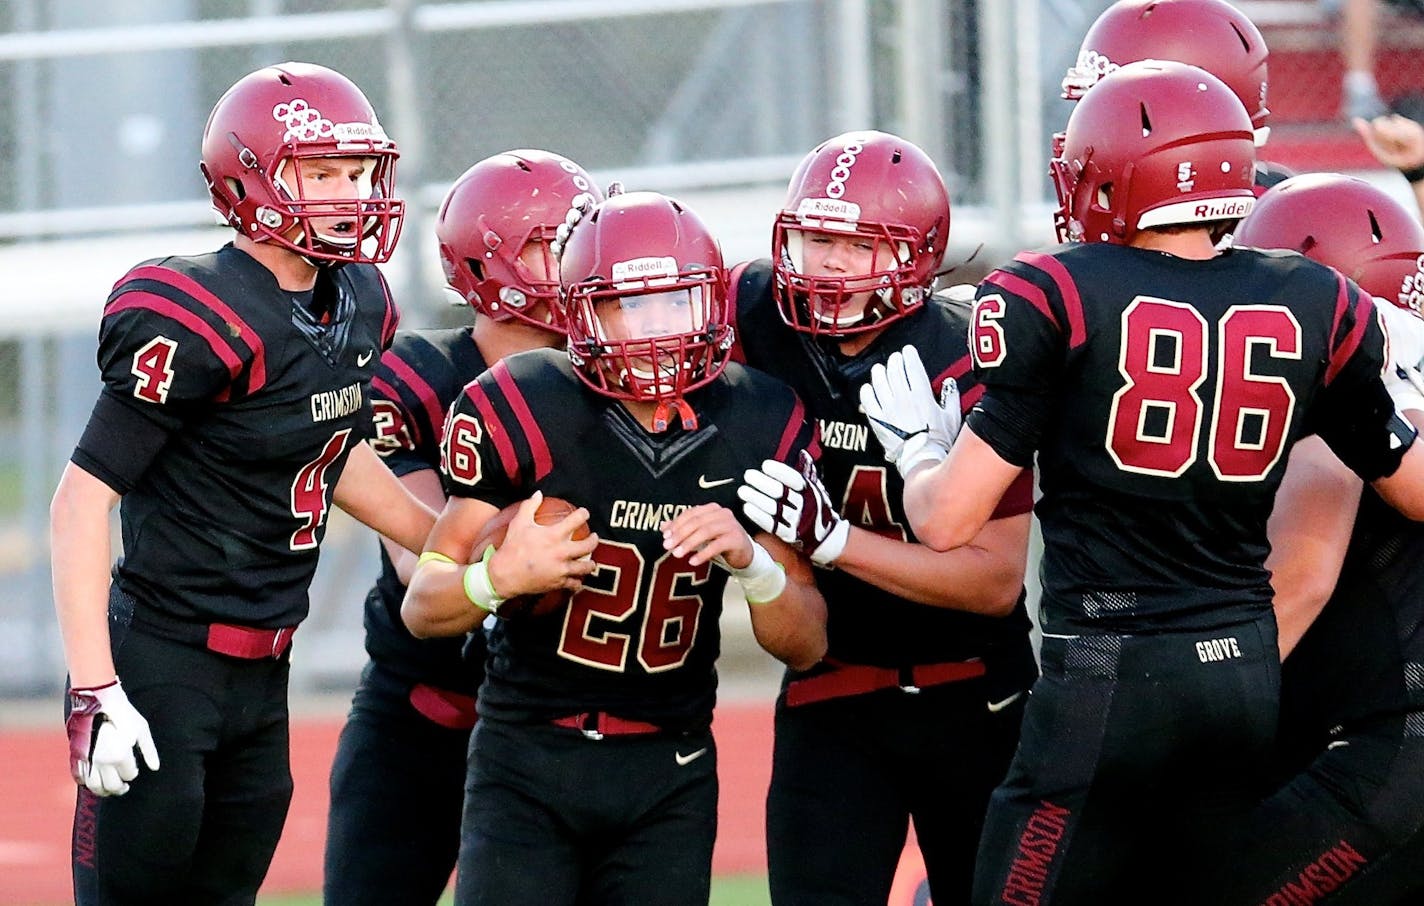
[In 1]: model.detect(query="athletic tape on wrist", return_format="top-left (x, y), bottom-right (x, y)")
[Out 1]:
top-left (462, 546), bottom-right (506, 612)
top-left (731, 541), bottom-right (787, 604)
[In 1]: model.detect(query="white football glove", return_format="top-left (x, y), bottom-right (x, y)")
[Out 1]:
top-left (859, 344), bottom-right (962, 478)
top-left (67, 679), bottom-right (160, 797)
top-left (1376, 297), bottom-right (1424, 414)
top-left (738, 450), bottom-right (850, 567)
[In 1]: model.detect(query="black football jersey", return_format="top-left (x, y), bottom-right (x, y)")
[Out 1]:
top-left (1280, 490), bottom-right (1424, 751)
top-left (970, 243), bottom-right (1388, 633)
top-left (92, 244), bottom-right (398, 628)
top-left (363, 326), bottom-right (489, 690)
top-left (441, 349), bottom-right (816, 729)
top-left (732, 260), bottom-right (1035, 668)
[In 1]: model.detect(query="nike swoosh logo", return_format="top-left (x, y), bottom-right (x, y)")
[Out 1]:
top-left (675, 747), bottom-right (709, 766)
top-left (356, 349), bottom-right (375, 367)
top-left (986, 691), bottom-right (1025, 713)
top-left (1326, 740), bottom-right (1350, 750)
top-left (866, 415), bottom-right (923, 442)
top-left (698, 475), bottom-right (735, 489)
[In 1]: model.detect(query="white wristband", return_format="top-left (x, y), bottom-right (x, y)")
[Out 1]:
top-left (462, 547), bottom-right (507, 614)
top-left (727, 541), bottom-right (787, 605)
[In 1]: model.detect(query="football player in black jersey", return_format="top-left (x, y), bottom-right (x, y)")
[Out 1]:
top-left (727, 131), bottom-right (1036, 906)
top-left (1171, 174), bottom-right (1424, 904)
top-left (50, 63), bottom-right (438, 904)
top-left (1060, 0), bottom-right (1296, 195)
top-left (864, 61), bottom-right (1424, 903)
top-left (401, 190), bottom-right (827, 906)
top-left (323, 150), bottom-right (602, 905)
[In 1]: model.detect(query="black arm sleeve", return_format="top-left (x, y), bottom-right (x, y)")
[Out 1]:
top-left (1313, 377), bottom-right (1418, 482)
top-left (70, 390), bottom-right (182, 494)
top-left (964, 385), bottom-right (1055, 469)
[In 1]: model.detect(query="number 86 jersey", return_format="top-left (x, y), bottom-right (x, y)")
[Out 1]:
top-left (969, 243), bottom-right (1391, 633)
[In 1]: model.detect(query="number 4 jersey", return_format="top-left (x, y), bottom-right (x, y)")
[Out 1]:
top-left (970, 243), bottom-right (1394, 633)
top-left (73, 244), bottom-right (399, 629)
top-left (440, 349), bottom-right (816, 731)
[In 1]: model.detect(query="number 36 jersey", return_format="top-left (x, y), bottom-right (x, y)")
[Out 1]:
top-left (969, 243), bottom-right (1390, 633)
top-left (441, 348), bottom-right (816, 730)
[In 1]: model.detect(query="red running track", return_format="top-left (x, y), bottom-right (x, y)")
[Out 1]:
top-left (1, 701), bottom-right (774, 905)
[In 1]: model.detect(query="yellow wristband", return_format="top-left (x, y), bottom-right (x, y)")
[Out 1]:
top-left (416, 550), bottom-right (457, 568)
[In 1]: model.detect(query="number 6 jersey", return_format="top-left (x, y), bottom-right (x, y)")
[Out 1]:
top-left (72, 244), bottom-right (399, 630)
top-left (969, 243), bottom-right (1394, 633)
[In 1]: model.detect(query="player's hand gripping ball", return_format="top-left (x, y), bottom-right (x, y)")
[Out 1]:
top-left (470, 495), bottom-right (590, 619)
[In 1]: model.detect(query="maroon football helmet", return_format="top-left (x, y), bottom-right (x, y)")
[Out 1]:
top-left (200, 62), bottom-right (403, 264)
top-left (1063, 0), bottom-right (1270, 143)
top-left (1053, 60), bottom-right (1256, 245)
top-left (772, 130), bottom-right (950, 336)
top-left (1233, 173), bottom-right (1424, 313)
top-left (436, 150), bottom-right (602, 333)
top-left (560, 192), bottom-right (733, 430)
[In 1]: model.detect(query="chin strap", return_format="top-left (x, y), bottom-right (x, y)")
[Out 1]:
top-left (652, 398), bottom-right (698, 432)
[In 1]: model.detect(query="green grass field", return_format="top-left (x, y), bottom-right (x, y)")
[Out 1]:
top-left (255, 875), bottom-right (772, 905)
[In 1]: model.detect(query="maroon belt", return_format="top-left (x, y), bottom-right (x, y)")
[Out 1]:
top-left (205, 623), bottom-right (296, 660)
top-left (785, 659), bottom-right (987, 707)
top-left (551, 712), bottom-right (662, 740)
top-left (409, 684), bottom-right (478, 730)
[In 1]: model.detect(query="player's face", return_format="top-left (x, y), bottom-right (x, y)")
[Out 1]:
top-left (597, 288), bottom-right (702, 341)
top-left (285, 155), bottom-right (379, 250)
top-left (796, 230), bottom-right (897, 322)
top-left (594, 287), bottom-right (704, 387)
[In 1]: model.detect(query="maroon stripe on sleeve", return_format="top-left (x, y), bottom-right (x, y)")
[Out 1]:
top-left (1017, 252), bottom-right (1086, 348)
top-left (931, 353), bottom-right (973, 394)
top-left (491, 363), bottom-right (553, 482)
top-left (106, 292), bottom-right (245, 382)
top-left (123, 265), bottom-right (267, 391)
top-left (1326, 276), bottom-right (1369, 386)
top-left (465, 382), bottom-right (520, 484)
top-left (961, 384), bottom-right (986, 411)
top-left (982, 270), bottom-right (1062, 334)
top-left (383, 354), bottom-right (446, 448)
top-left (774, 396), bottom-right (809, 462)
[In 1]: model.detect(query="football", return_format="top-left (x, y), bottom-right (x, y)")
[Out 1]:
top-left (470, 495), bottom-right (589, 619)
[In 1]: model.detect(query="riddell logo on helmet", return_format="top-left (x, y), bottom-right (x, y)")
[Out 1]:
top-left (1194, 200), bottom-right (1252, 219)
top-left (797, 197), bottom-right (862, 225)
top-left (825, 141), bottom-right (865, 199)
top-left (611, 256), bottom-right (678, 283)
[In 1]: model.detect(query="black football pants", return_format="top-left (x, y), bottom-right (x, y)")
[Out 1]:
top-left (72, 623), bottom-right (292, 906)
top-left (1172, 714), bottom-right (1424, 906)
top-left (972, 613), bottom-right (1280, 906)
top-left (324, 660), bottom-right (473, 905)
top-left (766, 676), bottom-right (1027, 906)
top-left (455, 716), bottom-right (718, 906)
